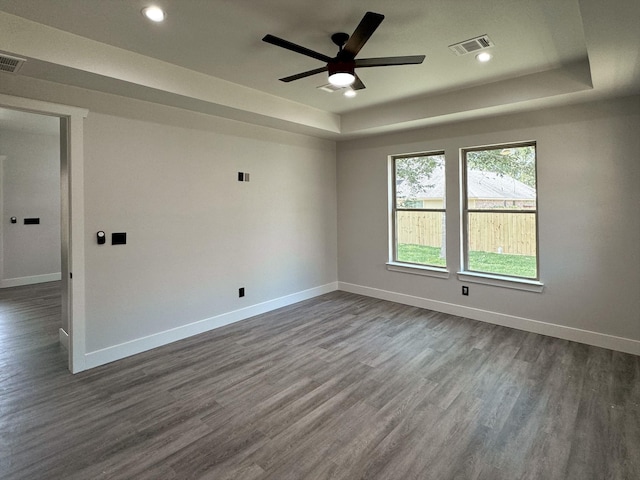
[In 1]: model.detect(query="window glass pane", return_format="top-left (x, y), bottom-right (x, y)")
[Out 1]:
top-left (396, 211), bottom-right (446, 267)
top-left (466, 145), bottom-right (536, 210)
top-left (467, 212), bottom-right (537, 278)
top-left (396, 154), bottom-right (445, 209)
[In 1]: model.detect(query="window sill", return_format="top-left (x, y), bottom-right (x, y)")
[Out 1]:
top-left (457, 271), bottom-right (544, 293)
top-left (386, 262), bottom-right (450, 279)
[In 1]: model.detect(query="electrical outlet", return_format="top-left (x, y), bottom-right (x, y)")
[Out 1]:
top-left (462, 286), bottom-right (469, 296)
top-left (239, 287), bottom-right (245, 298)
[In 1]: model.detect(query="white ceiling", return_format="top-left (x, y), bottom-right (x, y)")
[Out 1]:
top-left (0, 0), bottom-right (638, 138)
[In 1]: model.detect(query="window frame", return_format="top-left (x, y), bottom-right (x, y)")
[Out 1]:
top-left (389, 150), bottom-right (448, 273)
top-left (460, 141), bottom-right (541, 283)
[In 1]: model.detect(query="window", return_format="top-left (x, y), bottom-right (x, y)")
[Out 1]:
top-left (391, 152), bottom-right (446, 268)
top-left (461, 142), bottom-right (538, 280)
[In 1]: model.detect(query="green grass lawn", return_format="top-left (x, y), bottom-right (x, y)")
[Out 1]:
top-left (397, 243), bottom-right (537, 278)
top-left (397, 244), bottom-right (447, 267)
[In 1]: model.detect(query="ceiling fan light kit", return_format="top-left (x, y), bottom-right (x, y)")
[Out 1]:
top-left (328, 61), bottom-right (356, 86)
top-left (263, 11), bottom-right (425, 92)
top-left (328, 72), bottom-right (355, 87)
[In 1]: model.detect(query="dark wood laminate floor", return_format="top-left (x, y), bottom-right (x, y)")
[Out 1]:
top-left (1, 282), bottom-right (638, 479)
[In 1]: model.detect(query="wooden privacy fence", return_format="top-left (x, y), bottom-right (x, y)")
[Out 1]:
top-left (397, 211), bottom-right (536, 256)
top-left (397, 211), bottom-right (444, 249)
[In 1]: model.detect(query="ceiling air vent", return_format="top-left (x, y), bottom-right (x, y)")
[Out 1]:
top-left (0, 53), bottom-right (26, 73)
top-left (448, 35), bottom-right (494, 56)
top-left (317, 83), bottom-right (343, 93)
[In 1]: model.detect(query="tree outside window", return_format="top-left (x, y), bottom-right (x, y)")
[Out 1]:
top-left (392, 152), bottom-right (446, 268)
top-left (462, 143), bottom-right (538, 279)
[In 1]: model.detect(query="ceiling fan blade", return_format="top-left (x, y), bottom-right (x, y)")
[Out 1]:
top-left (263, 34), bottom-right (333, 63)
top-left (279, 66), bottom-right (328, 83)
top-left (356, 55), bottom-right (426, 68)
top-left (343, 12), bottom-right (384, 58)
top-left (352, 75), bottom-right (366, 90)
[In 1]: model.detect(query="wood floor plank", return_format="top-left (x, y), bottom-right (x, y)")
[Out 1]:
top-left (1, 282), bottom-right (638, 479)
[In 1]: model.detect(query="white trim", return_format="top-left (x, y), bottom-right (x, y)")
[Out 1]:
top-left (457, 271), bottom-right (544, 293)
top-left (67, 111), bottom-right (87, 373)
top-left (0, 272), bottom-right (61, 288)
top-left (84, 282), bottom-right (339, 369)
top-left (0, 155), bottom-right (4, 283)
top-left (59, 328), bottom-right (69, 350)
top-left (0, 93), bottom-right (88, 118)
top-left (386, 262), bottom-right (450, 279)
top-left (338, 281), bottom-right (640, 356)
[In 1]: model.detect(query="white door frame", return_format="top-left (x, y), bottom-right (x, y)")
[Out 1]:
top-left (0, 156), bottom-right (5, 283)
top-left (0, 93), bottom-right (88, 373)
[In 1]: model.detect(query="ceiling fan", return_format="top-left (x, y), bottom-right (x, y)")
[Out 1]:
top-left (262, 11), bottom-right (425, 91)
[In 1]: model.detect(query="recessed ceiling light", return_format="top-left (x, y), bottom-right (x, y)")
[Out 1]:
top-left (142, 6), bottom-right (166, 22)
top-left (343, 88), bottom-right (357, 98)
top-left (476, 52), bottom-right (492, 63)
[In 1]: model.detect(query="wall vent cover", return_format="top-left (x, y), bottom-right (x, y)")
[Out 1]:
top-left (317, 83), bottom-right (343, 93)
top-left (0, 53), bottom-right (26, 73)
top-left (448, 35), bottom-right (494, 56)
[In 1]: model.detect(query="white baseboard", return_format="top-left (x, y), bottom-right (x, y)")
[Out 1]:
top-left (0, 272), bottom-right (62, 288)
top-left (59, 328), bottom-right (69, 350)
top-left (84, 282), bottom-right (339, 369)
top-left (338, 282), bottom-right (640, 356)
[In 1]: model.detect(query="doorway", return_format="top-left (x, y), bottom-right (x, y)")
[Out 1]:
top-left (0, 109), bottom-right (61, 288)
top-left (0, 93), bottom-right (88, 373)
top-left (0, 106), bottom-right (65, 361)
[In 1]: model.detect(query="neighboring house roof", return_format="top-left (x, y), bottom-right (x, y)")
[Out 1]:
top-left (397, 166), bottom-right (535, 200)
top-left (396, 165), bottom-right (446, 199)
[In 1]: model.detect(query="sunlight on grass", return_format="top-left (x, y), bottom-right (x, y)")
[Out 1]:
top-left (397, 243), bottom-right (537, 278)
top-left (396, 244), bottom-right (446, 267)
top-left (468, 250), bottom-right (537, 278)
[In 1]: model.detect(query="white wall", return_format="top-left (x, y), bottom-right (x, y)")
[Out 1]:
top-left (2, 74), bottom-right (638, 366)
top-left (337, 96), bottom-right (640, 350)
top-left (0, 129), bottom-right (61, 286)
top-left (0, 155), bottom-right (3, 280)
top-left (83, 110), bottom-right (337, 353)
top-left (0, 77), bottom-right (338, 368)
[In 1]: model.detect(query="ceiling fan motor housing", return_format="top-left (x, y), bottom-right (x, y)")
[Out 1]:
top-left (328, 59), bottom-right (356, 77)
top-left (328, 57), bottom-right (356, 86)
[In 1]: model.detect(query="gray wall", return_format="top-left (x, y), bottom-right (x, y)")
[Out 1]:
top-left (337, 96), bottom-right (640, 343)
top-left (0, 128), bottom-right (60, 285)
top-left (1, 75), bottom-right (638, 365)
top-left (82, 108), bottom-right (337, 353)
top-left (0, 78), bottom-right (338, 366)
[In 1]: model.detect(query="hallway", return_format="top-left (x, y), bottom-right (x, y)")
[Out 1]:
top-left (0, 281), bottom-right (65, 370)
